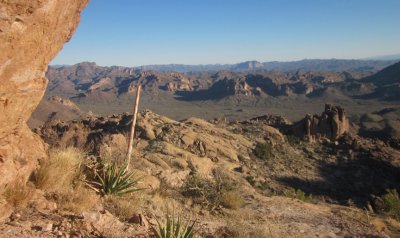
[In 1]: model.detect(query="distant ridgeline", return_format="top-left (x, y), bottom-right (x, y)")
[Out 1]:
top-left (52, 58), bottom-right (399, 73)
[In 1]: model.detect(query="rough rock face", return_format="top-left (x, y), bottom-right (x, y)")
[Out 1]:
top-left (291, 104), bottom-right (349, 141)
top-left (0, 0), bottom-right (88, 189)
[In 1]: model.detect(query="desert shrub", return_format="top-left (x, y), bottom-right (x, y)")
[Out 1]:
top-left (258, 182), bottom-right (275, 196)
top-left (245, 176), bottom-right (256, 187)
top-left (152, 211), bottom-right (198, 238)
top-left (88, 161), bottom-right (142, 196)
top-left (286, 134), bottom-right (301, 146)
top-left (237, 154), bottom-right (246, 162)
top-left (383, 189), bottom-right (400, 221)
top-left (104, 195), bottom-right (140, 221)
top-left (218, 223), bottom-right (247, 238)
top-left (182, 169), bottom-right (241, 210)
top-left (253, 142), bottom-right (273, 160)
top-left (3, 181), bottom-right (34, 208)
top-left (284, 188), bottom-right (313, 203)
top-left (182, 174), bottom-right (215, 207)
top-left (35, 147), bottom-right (84, 191)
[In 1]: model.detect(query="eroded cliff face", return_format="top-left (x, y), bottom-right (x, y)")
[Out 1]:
top-left (291, 104), bottom-right (350, 142)
top-left (0, 0), bottom-right (89, 189)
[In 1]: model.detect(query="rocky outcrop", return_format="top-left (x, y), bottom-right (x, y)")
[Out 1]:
top-left (0, 0), bottom-right (88, 189)
top-left (47, 96), bottom-right (81, 111)
top-left (37, 110), bottom-right (254, 161)
top-left (249, 114), bottom-right (291, 129)
top-left (36, 110), bottom-right (255, 185)
top-left (291, 104), bottom-right (349, 141)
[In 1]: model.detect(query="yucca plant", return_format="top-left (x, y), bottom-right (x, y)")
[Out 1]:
top-left (88, 161), bottom-right (142, 196)
top-left (152, 212), bottom-right (198, 238)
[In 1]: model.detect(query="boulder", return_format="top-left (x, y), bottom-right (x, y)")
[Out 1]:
top-left (0, 0), bottom-right (89, 189)
top-left (262, 125), bottom-right (285, 145)
top-left (82, 210), bottom-right (125, 234)
top-left (145, 154), bottom-right (171, 170)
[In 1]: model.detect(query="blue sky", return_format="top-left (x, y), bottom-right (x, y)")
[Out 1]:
top-left (52, 0), bottom-right (400, 66)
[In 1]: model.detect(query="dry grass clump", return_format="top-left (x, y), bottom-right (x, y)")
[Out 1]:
top-left (220, 191), bottom-right (244, 210)
top-left (35, 147), bottom-right (84, 191)
top-left (56, 185), bottom-right (99, 214)
top-left (3, 180), bottom-right (35, 208)
top-left (104, 195), bottom-right (140, 221)
top-left (34, 147), bottom-right (97, 214)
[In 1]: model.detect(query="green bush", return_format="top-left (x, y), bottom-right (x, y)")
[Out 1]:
top-left (253, 142), bottom-right (273, 160)
top-left (88, 161), bottom-right (142, 196)
top-left (284, 188), bottom-right (313, 203)
top-left (383, 189), bottom-right (400, 221)
top-left (152, 211), bottom-right (197, 238)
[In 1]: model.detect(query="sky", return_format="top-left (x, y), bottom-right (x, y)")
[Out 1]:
top-left (52, 0), bottom-right (400, 66)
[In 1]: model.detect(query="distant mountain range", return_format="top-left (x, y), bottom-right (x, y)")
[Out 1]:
top-left (363, 54), bottom-right (400, 61)
top-left (45, 60), bottom-right (400, 101)
top-left (52, 58), bottom-right (400, 73)
top-left (135, 59), bottom-right (400, 73)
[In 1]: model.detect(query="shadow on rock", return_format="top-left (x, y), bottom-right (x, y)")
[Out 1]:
top-left (278, 155), bottom-right (400, 207)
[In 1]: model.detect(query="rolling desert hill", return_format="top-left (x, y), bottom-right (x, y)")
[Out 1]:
top-left (28, 96), bottom-right (86, 128)
top-left (356, 61), bottom-right (400, 101)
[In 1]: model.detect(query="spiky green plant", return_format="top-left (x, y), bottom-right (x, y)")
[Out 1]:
top-left (89, 161), bottom-right (142, 196)
top-left (152, 212), bottom-right (197, 238)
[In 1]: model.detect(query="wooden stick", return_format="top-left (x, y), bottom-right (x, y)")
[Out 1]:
top-left (126, 85), bottom-right (142, 168)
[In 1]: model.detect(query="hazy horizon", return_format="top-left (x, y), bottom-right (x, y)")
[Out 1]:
top-left (51, 55), bottom-right (400, 68)
top-left (52, 0), bottom-right (400, 67)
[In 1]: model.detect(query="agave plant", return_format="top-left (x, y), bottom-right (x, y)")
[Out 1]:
top-left (89, 161), bottom-right (142, 196)
top-left (152, 212), bottom-right (197, 238)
